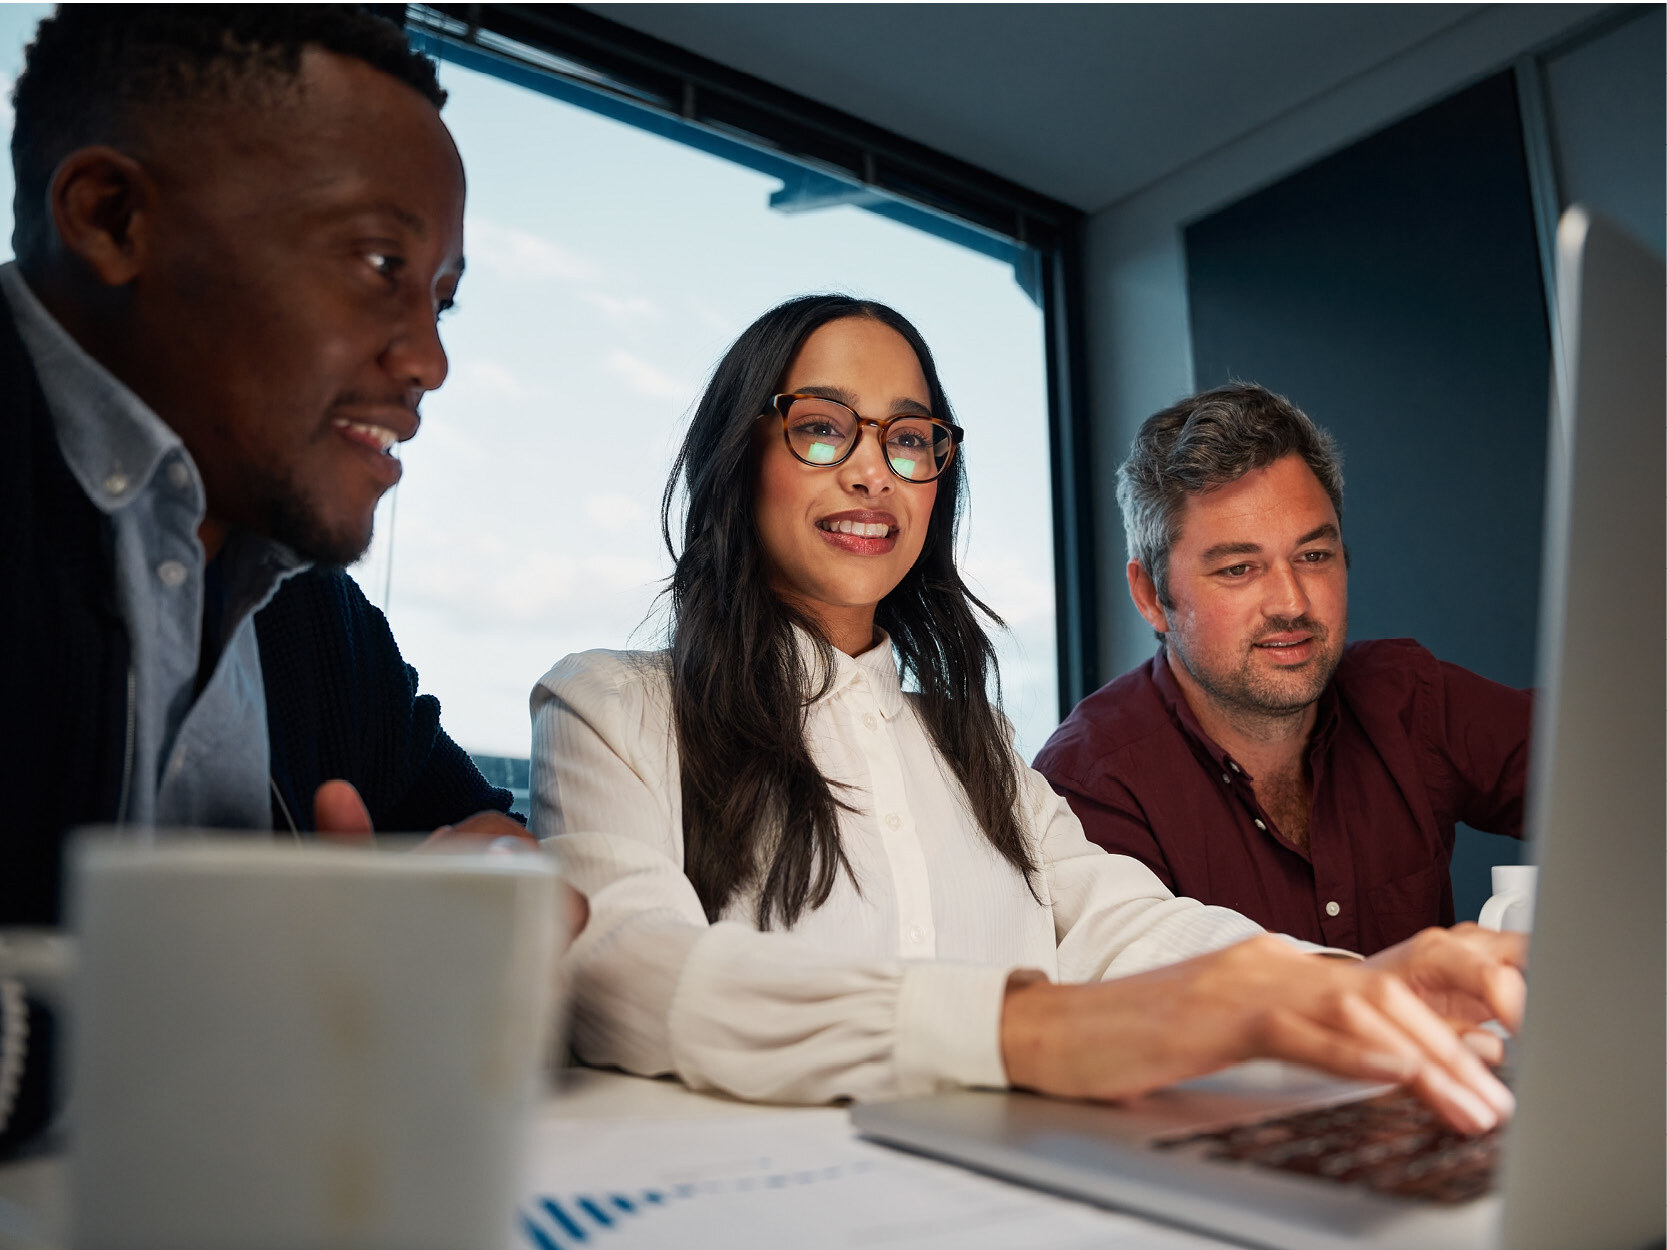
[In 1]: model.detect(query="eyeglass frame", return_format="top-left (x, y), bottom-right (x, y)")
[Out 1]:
top-left (765, 392), bottom-right (965, 483)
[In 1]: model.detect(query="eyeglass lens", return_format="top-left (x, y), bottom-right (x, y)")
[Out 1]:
top-left (783, 396), bottom-right (951, 481)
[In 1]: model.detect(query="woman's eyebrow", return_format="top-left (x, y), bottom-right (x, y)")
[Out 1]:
top-left (792, 384), bottom-right (858, 406)
top-left (791, 386), bottom-right (934, 418)
top-left (890, 397), bottom-right (934, 417)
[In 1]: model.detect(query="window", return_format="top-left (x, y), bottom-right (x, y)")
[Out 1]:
top-left (0, 5), bottom-right (1080, 804)
top-left (360, 27), bottom-right (1062, 789)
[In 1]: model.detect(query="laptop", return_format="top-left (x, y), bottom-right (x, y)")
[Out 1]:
top-left (852, 207), bottom-right (1666, 1250)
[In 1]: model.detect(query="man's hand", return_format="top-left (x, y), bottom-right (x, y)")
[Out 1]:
top-left (313, 778), bottom-right (377, 838)
top-left (1000, 933), bottom-right (1516, 1135)
top-left (312, 779), bottom-right (537, 849)
top-left (310, 780), bottom-right (584, 935)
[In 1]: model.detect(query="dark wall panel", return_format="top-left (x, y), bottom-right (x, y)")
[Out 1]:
top-left (1184, 70), bottom-right (1550, 922)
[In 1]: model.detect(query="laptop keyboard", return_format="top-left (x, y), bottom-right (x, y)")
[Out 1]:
top-left (1153, 1087), bottom-right (1502, 1204)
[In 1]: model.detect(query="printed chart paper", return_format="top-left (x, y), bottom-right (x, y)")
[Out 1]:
top-left (513, 1108), bottom-right (1225, 1249)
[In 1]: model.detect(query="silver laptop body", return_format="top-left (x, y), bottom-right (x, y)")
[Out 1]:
top-left (852, 208), bottom-right (1666, 1250)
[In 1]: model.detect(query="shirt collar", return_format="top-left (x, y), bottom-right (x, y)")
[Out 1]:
top-left (1148, 646), bottom-right (1342, 778)
top-left (796, 625), bottom-right (906, 720)
top-left (0, 261), bottom-right (307, 585)
top-left (0, 261), bottom-right (185, 517)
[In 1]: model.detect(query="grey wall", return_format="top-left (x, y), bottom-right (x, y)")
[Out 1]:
top-left (1082, 4), bottom-right (1611, 683)
top-left (1078, 4), bottom-right (1659, 920)
top-left (1541, 6), bottom-right (1667, 258)
top-left (1183, 71), bottom-right (1551, 922)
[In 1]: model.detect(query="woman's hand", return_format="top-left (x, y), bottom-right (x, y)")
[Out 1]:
top-left (1362, 922), bottom-right (1527, 1066)
top-left (999, 931), bottom-right (1521, 1135)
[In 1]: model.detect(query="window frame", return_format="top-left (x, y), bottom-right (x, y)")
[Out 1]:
top-left (400, 2), bottom-right (1101, 715)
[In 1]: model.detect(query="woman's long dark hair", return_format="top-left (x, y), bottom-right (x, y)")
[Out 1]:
top-left (663, 294), bottom-right (1034, 929)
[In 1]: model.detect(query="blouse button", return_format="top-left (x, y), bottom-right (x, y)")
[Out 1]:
top-left (908, 924), bottom-right (925, 945)
top-left (1221, 772), bottom-right (1231, 784)
top-left (1325, 901), bottom-right (1341, 917)
top-left (157, 559), bottom-right (188, 588)
top-left (862, 712), bottom-right (879, 731)
top-left (167, 460), bottom-right (191, 490)
top-left (883, 812), bottom-right (902, 831)
top-left (1253, 818), bottom-right (1267, 830)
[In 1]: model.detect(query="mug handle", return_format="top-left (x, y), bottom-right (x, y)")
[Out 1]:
top-left (1477, 890), bottom-right (1524, 931)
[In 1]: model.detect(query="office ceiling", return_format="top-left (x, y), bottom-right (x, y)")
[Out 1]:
top-left (583, 3), bottom-right (1487, 213)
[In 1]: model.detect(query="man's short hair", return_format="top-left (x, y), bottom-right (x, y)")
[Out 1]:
top-left (1116, 382), bottom-right (1345, 608)
top-left (10, 4), bottom-right (445, 263)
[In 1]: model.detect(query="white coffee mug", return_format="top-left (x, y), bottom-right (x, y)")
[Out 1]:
top-left (1477, 863), bottom-right (1537, 933)
top-left (66, 836), bottom-right (563, 1250)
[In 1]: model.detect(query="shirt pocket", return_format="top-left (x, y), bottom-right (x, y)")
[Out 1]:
top-left (1367, 861), bottom-right (1445, 948)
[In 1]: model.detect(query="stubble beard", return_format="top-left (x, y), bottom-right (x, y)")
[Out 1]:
top-left (257, 474), bottom-right (376, 568)
top-left (1169, 616), bottom-right (1345, 724)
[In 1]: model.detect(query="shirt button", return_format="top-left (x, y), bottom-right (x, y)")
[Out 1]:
top-left (1253, 819), bottom-right (1267, 831)
top-left (167, 460), bottom-right (191, 489)
top-left (908, 924), bottom-right (925, 945)
top-left (103, 470), bottom-right (129, 496)
top-left (1221, 772), bottom-right (1231, 784)
top-left (156, 559), bottom-right (188, 588)
top-left (1228, 760), bottom-right (1242, 773)
top-left (1325, 901), bottom-right (1341, 917)
top-left (862, 712), bottom-right (879, 732)
top-left (883, 812), bottom-right (902, 831)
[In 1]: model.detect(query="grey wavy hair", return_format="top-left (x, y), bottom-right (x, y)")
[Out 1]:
top-left (1116, 382), bottom-right (1344, 609)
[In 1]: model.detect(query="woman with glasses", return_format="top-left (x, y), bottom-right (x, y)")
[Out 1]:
top-left (530, 295), bottom-right (1521, 1133)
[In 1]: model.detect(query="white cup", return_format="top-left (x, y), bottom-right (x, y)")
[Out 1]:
top-left (1477, 863), bottom-right (1537, 933)
top-left (66, 836), bottom-right (563, 1250)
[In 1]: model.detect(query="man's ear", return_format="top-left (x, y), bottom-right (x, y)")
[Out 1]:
top-left (48, 146), bottom-right (156, 287)
top-left (1127, 560), bottom-right (1170, 635)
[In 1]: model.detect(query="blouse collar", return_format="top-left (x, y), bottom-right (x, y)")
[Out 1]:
top-left (795, 625), bottom-right (906, 721)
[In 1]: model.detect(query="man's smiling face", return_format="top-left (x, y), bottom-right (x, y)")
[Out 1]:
top-left (122, 46), bottom-right (466, 563)
top-left (1137, 452), bottom-right (1349, 722)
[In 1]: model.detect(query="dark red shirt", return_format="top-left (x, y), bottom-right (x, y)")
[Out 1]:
top-left (1033, 639), bottom-right (1532, 954)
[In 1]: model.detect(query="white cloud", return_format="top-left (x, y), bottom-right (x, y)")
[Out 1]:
top-left (583, 292), bottom-right (663, 325)
top-left (603, 349), bottom-right (694, 404)
top-left (585, 492), bottom-right (648, 533)
top-left (466, 216), bottom-right (599, 284)
top-left (682, 296), bottom-right (741, 340)
top-left (447, 357), bottom-right (543, 404)
top-left (961, 553), bottom-right (1056, 629)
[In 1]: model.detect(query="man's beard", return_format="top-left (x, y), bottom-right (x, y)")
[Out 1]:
top-left (1169, 615), bottom-right (1345, 720)
top-left (256, 476), bottom-right (376, 568)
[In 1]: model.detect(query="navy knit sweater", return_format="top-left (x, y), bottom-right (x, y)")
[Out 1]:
top-left (0, 298), bottom-right (515, 1152)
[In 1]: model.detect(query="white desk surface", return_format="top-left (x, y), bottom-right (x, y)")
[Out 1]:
top-left (0, 1068), bottom-right (1236, 1249)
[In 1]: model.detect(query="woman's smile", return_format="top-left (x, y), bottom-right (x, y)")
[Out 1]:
top-left (754, 316), bottom-right (938, 653)
top-left (815, 509), bottom-right (899, 553)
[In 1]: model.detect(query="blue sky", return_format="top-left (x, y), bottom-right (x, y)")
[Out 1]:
top-left (0, 10), bottom-right (1059, 759)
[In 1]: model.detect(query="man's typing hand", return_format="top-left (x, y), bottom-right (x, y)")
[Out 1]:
top-left (312, 778), bottom-right (536, 848)
top-left (311, 780), bottom-right (584, 934)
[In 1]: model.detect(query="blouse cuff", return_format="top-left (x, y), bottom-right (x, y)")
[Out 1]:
top-left (893, 961), bottom-right (1016, 1095)
top-left (1277, 934), bottom-right (1363, 960)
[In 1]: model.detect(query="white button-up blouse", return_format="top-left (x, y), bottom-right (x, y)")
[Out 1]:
top-left (530, 633), bottom-right (1267, 1105)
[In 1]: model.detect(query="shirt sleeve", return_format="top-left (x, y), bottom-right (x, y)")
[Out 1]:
top-left (258, 567), bottom-right (518, 832)
top-left (530, 652), bottom-right (1015, 1104)
top-left (1419, 655), bottom-right (1533, 838)
top-left (1049, 774), bottom-right (1180, 891)
top-left (1024, 762), bottom-right (1271, 982)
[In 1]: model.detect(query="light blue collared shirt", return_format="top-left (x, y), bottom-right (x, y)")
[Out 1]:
top-left (1, 262), bottom-right (304, 830)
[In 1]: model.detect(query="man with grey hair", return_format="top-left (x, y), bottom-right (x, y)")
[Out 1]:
top-left (1035, 383), bottom-right (1531, 956)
